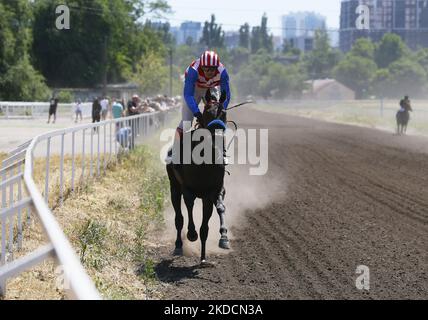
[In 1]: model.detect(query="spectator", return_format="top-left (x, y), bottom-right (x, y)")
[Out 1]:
top-left (127, 94), bottom-right (141, 116)
top-left (47, 97), bottom-right (59, 124)
top-left (92, 97), bottom-right (102, 132)
top-left (74, 99), bottom-right (83, 123)
top-left (126, 94), bottom-right (141, 150)
top-left (116, 127), bottom-right (132, 150)
top-left (112, 98), bottom-right (124, 131)
top-left (100, 96), bottom-right (109, 120)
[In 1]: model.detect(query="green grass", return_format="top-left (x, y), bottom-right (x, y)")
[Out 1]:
top-left (77, 219), bottom-right (108, 271)
top-left (60, 145), bottom-right (169, 299)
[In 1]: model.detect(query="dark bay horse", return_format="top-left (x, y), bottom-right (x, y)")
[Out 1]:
top-left (396, 98), bottom-right (412, 135)
top-left (166, 89), bottom-right (230, 263)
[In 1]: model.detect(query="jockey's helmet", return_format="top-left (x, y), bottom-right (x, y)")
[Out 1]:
top-left (200, 51), bottom-right (220, 68)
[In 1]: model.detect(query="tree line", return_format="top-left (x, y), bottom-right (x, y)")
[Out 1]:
top-left (173, 14), bottom-right (428, 100)
top-left (0, 0), bottom-right (170, 101)
top-left (1, 2), bottom-right (428, 101)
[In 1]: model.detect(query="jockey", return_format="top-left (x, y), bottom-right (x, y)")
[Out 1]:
top-left (178, 50), bottom-right (231, 135)
top-left (168, 51), bottom-right (231, 164)
top-left (399, 95), bottom-right (412, 113)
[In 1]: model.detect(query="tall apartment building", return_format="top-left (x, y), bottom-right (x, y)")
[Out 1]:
top-left (340, 0), bottom-right (428, 51)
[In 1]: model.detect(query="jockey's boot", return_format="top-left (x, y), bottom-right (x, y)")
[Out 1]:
top-left (223, 146), bottom-right (229, 165)
top-left (222, 136), bottom-right (228, 165)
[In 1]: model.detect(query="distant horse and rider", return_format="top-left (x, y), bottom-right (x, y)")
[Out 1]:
top-left (396, 95), bottom-right (413, 135)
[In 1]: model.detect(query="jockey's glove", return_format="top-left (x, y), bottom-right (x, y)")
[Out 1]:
top-left (195, 112), bottom-right (204, 128)
top-left (217, 105), bottom-right (225, 118)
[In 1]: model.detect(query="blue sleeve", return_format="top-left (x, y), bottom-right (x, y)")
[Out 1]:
top-left (183, 68), bottom-right (200, 115)
top-left (220, 69), bottom-right (231, 109)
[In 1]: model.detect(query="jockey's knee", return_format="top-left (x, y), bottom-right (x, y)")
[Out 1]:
top-left (175, 127), bottom-right (183, 140)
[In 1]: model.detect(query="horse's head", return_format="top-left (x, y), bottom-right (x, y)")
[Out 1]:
top-left (200, 89), bottom-right (227, 131)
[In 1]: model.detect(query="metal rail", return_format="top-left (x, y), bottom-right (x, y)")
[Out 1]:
top-left (0, 108), bottom-right (178, 299)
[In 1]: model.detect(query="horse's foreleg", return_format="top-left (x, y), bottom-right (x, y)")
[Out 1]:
top-left (183, 190), bottom-right (198, 242)
top-left (214, 187), bottom-right (230, 249)
top-left (171, 186), bottom-right (184, 256)
top-left (200, 198), bottom-right (214, 263)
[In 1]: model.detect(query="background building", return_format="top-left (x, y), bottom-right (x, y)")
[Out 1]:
top-left (171, 21), bottom-right (202, 45)
top-left (282, 12), bottom-right (327, 52)
top-left (340, 0), bottom-right (428, 52)
top-left (303, 79), bottom-right (356, 100)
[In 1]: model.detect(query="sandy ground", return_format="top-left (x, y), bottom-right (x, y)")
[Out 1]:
top-left (148, 108), bottom-right (428, 300)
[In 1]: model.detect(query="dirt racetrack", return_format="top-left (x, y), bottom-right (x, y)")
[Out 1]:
top-left (150, 107), bottom-right (428, 300)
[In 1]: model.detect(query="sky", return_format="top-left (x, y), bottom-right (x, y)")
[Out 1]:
top-left (160, 0), bottom-right (343, 36)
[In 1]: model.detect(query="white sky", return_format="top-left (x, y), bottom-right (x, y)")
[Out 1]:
top-left (161, 0), bottom-right (342, 36)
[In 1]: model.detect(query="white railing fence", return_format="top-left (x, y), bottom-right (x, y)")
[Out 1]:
top-left (0, 108), bottom-right (178, 299)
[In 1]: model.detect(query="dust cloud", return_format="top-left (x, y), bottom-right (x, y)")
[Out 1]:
top-left (160, 159), bottom-right (287, 258)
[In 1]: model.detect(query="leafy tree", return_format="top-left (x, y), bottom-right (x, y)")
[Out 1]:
top-left (32, 0), bottom-right (169, 87)
top-left (370, 58), bottom-right (427, 98)
top-left (173, 45), bottom-right (197, 71)
top-left (304, 30), bottom-right (342, 79)
top-left (415, 48), bottom-right (428, 74)
top-left (239, 23), bottom-right (250, 49)
top-left (131, 51), bottom-right (168, 95)
top-left (0, 0), bottom-right (49, 100)
top-left (227, 47), bottom-right (250, 74)
top-left (282, 39), bottom-right (301, 57)
top-left (200, 14), bottom-right (224, 48)
top-left (259, 14), bottom-right (273, 54)
top-left (235, 50), bottom-right (271, 97)
top-left (1, 56), bottom-right (50, 101)
top-left (259, 62), bottom-right (306, 99)
top-left (386, 58), bottom-right (427, 97)
top-left (333, 55), bottom-right (377, 98)
top-left (333, 38), bottom-right (377, 98)
top-left (250, 26), bottom-right (262, 54)
top-left (0, 0), bottom-right (32, 72)
top-left (372, 68), bottom-right (391, 98)
top-left (350, 38), bottom-right (375, 60)
top-left (374, 33), bottom-right (409, 68)
top-left (250, 14), bottom-right (273, 54)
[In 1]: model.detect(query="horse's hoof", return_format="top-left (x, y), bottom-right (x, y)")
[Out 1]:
top-left (219, 237), bottom-right (230, 250)
top-left (173, 248), bottom-right (183, 256)
top-left (187, 230), bottom-right (198, 242)
top-left (200, 260), bottom-right (215, 268)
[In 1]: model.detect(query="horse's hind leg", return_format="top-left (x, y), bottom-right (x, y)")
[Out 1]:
top-left (214, 187), bottom-right (230, 249)
top-left (200, 198), bottom-right (214, 263)
top-left (183, 190), bottom-right (198, 242)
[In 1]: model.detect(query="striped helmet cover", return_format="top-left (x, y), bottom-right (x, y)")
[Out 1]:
top-left (200, 51), bottom-right (220, 67)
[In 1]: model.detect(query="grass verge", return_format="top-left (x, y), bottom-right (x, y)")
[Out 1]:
top-left (4, 144), bottom-right (170, 300)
